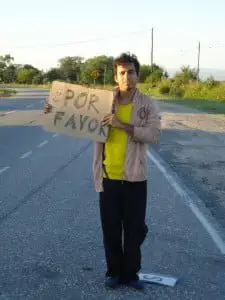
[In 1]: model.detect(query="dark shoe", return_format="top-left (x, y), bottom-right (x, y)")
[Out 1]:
top-left (105, 276), bottom-right (120, 289)
top-left (128, 279), bottom-right (145, 290)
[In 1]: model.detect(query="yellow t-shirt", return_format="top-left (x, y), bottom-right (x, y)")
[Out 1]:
top-left (103, 102), bottom-right (133, 180)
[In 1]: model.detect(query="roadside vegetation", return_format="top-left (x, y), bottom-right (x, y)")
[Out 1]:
top-left (0, 54), bottom-right (224, 113)
top-left (0, 88), bottom-right (16, 97)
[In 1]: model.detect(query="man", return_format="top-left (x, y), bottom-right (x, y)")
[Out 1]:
top-left (44, 52), bottom-right (161, 291)
top-left (92, 53), bottom-right (161, 290)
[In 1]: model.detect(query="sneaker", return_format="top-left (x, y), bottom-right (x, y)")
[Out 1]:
top-left (105, 276), bottom-right (120, 289)
top-left (128, 279), bottom-right (145, 290)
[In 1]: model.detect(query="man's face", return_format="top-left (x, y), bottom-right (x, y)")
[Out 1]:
top-left (115, 63), bottom-right (138, 91)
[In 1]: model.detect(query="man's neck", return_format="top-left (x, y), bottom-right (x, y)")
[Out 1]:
top-left (118, 88), bottom-right (136, 104)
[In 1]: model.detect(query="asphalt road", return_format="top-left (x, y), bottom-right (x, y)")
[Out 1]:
top-left (0, 89), bottom-right (225, 300)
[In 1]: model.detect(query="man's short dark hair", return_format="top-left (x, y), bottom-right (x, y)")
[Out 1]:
top-left (113, 52), bottom-right (140, 76)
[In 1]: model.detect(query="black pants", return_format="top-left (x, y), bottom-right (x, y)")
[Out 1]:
top-left (99, 178), bottom-right (148, 282)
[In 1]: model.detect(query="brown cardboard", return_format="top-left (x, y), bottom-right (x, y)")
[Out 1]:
top-left (42, 81), bottom-right (114, 142)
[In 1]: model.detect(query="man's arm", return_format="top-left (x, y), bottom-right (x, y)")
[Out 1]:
top-left (131, 100), bottom-right (161, 144)
top-left (102, 99), bottom-right (161, 144)
top-left (120, 100), bottom-right (161, 144)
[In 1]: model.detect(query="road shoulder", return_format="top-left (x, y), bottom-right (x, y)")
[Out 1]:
top-left (154, 101), bottom-right (225, 229)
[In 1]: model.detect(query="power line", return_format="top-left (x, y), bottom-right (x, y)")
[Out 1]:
top-left (5, 29), bottom-right (150, 50)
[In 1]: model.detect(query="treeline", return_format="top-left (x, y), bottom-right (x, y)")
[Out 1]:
top-left (0, 53), bottom-right (168, 85)
top-left (0, 53), bottom-right (224, 101)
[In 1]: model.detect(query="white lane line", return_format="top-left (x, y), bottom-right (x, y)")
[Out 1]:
top-left (37, 140), bottom-right (48, 148)
top-left (0, 166), bottom-right (10, 174)
top-left (52, 133), bottom-right (59, 138)
top-left (20, 151), bottom-right (32, 159)
top-left (147, 150), bottom-right (225, 255)
top-left (6, 110), bottom-right (16, 114)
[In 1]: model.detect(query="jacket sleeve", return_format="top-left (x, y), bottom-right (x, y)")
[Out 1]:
top-left (132, 99), bottom-right (161, 144)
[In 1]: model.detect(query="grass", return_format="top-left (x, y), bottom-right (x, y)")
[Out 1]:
top-left (0, 83), bottom-right (50, 89)
top-left (0, 88), bottom-right (17, 97)
top-left (138, 83), bottom-right (225, 115)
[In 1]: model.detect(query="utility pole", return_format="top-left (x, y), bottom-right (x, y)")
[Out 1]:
top-left (197, 41), bottom-right (200, 81)
top-left (151, 27), bottom-right (154, 72)
top-left (103, 65), bottom-right (107, 87)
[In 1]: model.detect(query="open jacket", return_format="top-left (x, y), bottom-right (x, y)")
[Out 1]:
top-left (92, 87), bottom-right (161, 192)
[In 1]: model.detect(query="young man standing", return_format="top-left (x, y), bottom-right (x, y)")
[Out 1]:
top-left (44, 52), bottom-right (161, 291)
top-left (93, 53), bottom-right (161, 290)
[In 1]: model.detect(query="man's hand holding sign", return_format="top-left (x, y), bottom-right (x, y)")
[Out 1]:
top-left (102, 113), bottom-right (134, 137)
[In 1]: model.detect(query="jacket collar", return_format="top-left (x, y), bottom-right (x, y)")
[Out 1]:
top-left (113, 86), bottom-right (140, 104)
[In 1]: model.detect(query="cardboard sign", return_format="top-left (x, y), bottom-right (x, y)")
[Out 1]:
top-left (42, 81), bottom-right (114, 142)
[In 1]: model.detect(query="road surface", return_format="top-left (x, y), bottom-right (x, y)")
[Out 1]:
top-left (0, 89), bottom-right (225, 299)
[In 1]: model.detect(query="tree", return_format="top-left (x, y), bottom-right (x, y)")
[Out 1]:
top-left (58, 56), bottom-right (83, 83)
top-left (144, 64), bottom-right (168, 86)
top-left (2, 65), bottom-right (17, 83)
top-left (17, 68), bottom-right (38, 84)
top-left (81, 55), bottom-right (114, 85)
top-left (32, 73), bottom-right (44, 84)
top-left (173, 65), bottom-right (198, 84)
top-left (43, 68), bottom-right (62, 82)
top-left (0, 54), bottom-right (14, 68)
top-left (0, 54), bottom-right (15, 82)
top-left (139, 65), bottom-right (152, 82)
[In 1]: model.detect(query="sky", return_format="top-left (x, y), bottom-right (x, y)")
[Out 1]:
top-left (1, 0), bottom-right (225, 74)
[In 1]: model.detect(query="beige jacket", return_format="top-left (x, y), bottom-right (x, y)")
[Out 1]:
top-left (92, 88), bottom-right (161, 192)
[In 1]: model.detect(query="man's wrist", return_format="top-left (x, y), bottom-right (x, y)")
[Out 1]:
top-left (121, 122), bottom-right (134, 136)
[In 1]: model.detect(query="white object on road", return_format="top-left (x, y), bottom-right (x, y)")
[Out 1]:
top-left (0, 166), bottom-right (10, 174)
top-left (139, 272), bottom-right (178, 287)
top-left (20, 151), bottom-right (32, 159)
top-left (147, 150), bottom-right (225, 255)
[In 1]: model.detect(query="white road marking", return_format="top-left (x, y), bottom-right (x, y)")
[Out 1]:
top-left (52, 133), bottom-right (59, 138)
top-left (147, 150), bottom-right (225, 255)
top-left (0, 166), bottom-right (10, 174)
top-left (6, 110), bottom-right (15, 114)
top-left (20, 151), bottom-right (32, 159)
top-left (37, 140), bottom-right (48, 148)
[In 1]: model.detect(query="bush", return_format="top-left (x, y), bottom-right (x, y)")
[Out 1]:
top-left (169, 85), bottom-right (184, 97)
top-left (205, 76), bottom-right (220, 89)
top-left (145, 69), bottom-right (164, 87)
top-left (159, 85), bottom-right (170, 94)
top-left (184, 82), bottom-right (225, 100)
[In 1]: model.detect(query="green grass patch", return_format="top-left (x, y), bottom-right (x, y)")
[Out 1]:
top-left (0, 83), bottom-right (51, 89)
top-left (138, 82), bottom-right (225, 115)
top-left (0, 88), bottom-right (17, 97)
